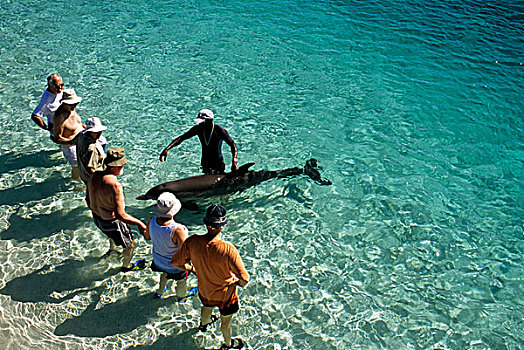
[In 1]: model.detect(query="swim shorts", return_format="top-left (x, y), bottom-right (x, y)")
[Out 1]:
top-left (151, 260), bottom-right (187, 280)
top-left (60, 144), bottom-right (77, 166)
top-left (201, 296), bottom-right (240, 316)
top-left (92, 213), bottom-right (134, 248)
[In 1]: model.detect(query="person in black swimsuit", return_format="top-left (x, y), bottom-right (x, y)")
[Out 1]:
top-left (159, 109), bottom-right (238, 174)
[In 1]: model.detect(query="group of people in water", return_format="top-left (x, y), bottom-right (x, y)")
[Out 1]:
top-left (30, 73), bottom-right (249, 349)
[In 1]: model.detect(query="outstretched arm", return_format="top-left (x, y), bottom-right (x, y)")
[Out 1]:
top-left (143, 217), bottom-right (153, 241)
top-left (113, 181), bottom-right (147, 234)
top-left (159, 128), bottom-right (196, 162)
top-left (160, 136), bottom-right (183, 162)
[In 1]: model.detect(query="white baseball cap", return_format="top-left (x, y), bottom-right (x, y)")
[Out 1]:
top-left (194, 109), bottom-right (214, 123)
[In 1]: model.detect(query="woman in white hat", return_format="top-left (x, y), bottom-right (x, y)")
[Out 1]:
top-left (144, 192), bottom-right (196, 299)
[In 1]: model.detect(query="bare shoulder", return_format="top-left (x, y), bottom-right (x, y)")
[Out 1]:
top-left (53, 109), bottom-right (67, 121)
top-left (103, 174), bottom-right (122, 191)
top-left (177, 224), bottom-right (188, 232)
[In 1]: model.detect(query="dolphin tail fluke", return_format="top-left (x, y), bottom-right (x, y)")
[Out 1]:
top-left (304, 158), bottom-right (332, 185)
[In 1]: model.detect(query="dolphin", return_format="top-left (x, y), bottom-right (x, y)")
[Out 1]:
top-left (136, 158), bottom-right (331, 200)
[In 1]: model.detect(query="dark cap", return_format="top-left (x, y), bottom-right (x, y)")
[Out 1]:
top-left (203, 204), bottom-right (228, 228)
top-left (104, 147), bottom-right (128, 167)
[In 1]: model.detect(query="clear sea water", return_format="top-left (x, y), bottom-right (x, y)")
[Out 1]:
top-left (0, 0), bottom-right (522, 349)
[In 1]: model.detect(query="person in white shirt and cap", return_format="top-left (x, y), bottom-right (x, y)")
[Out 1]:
top-left (76, 116), bottom-right (108, 185)
top-left (159, 109), bottom-right (238, 174)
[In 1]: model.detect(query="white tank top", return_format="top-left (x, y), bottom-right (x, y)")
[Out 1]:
top-left (149, 217), bottom-right (186, 274)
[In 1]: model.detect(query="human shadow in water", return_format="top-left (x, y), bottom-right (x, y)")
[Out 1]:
top-left (129, 329), bottom-right (200, 350)
top-left (0, 206), bottom-right (91, 242)
top-left (0, 256), bottom-right (118, 303)
top-left (54, 287), bottom-right (189, 338)
top-left (0, 149), bottom-right (62, 175)
top-left (0, 172), bottom-right (69, 206)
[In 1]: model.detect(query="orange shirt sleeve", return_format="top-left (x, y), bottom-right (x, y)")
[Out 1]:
top-left (229, 245), bottom-right (250, 283)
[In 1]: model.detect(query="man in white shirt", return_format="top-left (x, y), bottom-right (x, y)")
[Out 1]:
top-left (30, 73), bottom-right (63, 137)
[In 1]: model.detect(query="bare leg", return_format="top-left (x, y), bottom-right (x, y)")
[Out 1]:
top-left (201, 306), bottom-right (215, 326)
top-left (71, 166), bottom-right (81, 183)
top-left (175, 276), bottom-right (187, 298)
top-left (220, 314), bottom-right (233, 347)
top-left (122, 240), bottom-right (136, 268)
top-left (109, 238), bottom-right (116, 251)
top-left (157, 273), bottom-right (169, 295)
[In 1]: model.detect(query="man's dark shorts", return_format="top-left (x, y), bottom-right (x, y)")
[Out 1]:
top-left (151, 261), bottom-right (187, 280)
top-left (201, 297), bottom-right (240, 316)
top-left (92, 213), bottom-right (133, 247)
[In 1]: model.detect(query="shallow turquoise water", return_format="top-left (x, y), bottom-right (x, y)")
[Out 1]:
top-left (0, 0), bottom-right (522, 349)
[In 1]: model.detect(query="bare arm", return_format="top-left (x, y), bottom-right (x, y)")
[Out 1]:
top-left (222, 128), bottom-right (238, 171)
top-left (159, 128), bottom-right (196, 162)
top-left (31, 114), bottom-right (47, 130)
top-left (52, 116), bottom-right (65, 143)
top-left (143, 217), bottom-right (153, 241)
top-left (54, 133), bottom-right (77, 144)
top-left (229, 140), bottom-right (238, 171)
top-left (171, 225), bottom-right (188, 246)
top-left (170, 225), bottom-right (192, 272)
top-left (112, 180), bottom-right (147, 234)
top-left (85, 185), bottom-right (91, 210)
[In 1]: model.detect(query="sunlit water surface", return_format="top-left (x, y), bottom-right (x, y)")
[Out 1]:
top-left (0, 0), bottom-right (522, 349)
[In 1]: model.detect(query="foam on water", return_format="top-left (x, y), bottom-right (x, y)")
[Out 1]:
top-left (0, 0), bottom-right (522, 349)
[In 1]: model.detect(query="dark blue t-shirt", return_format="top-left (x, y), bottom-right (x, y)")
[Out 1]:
top-left (181, 123), bottom-right (234, 173)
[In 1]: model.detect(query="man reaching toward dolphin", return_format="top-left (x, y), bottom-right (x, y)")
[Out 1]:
top-left (159, 109), bottom-right (238, 174)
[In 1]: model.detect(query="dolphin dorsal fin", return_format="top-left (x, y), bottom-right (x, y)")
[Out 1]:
top-left (226, 162), bottom-right (255, 178)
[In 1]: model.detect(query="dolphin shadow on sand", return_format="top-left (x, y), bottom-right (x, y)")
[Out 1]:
top-left (0, 256), bottom-right (118, 303)
top-left (137, 158), bottom-right (331, 201)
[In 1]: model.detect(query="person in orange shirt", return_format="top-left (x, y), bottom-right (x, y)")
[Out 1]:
top-left (171, 204), bottom-right (249, 350)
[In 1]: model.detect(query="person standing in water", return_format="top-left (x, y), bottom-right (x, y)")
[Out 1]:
top-left (144, 192), bottom-right (196, 300)
top-left (76, 116), bottom-right (107, 185)
top-left (159, 109), bottom-right (238, 174)
top-left (52, 89), bottom-right (85, 182)
top-left (171, 204), bottom-right (249, 349)
top-left (87, 147), bottom-right (147, 272)
top-left (30, 73), bottom-right (63, 137)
